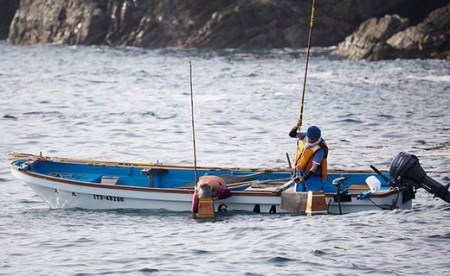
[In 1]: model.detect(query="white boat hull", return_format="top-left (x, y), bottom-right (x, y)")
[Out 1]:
top-left (13, 167), bottom-right (411, 214)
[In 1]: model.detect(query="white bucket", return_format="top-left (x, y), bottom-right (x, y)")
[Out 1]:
top-left (365, 175), bottom-right (381, 192)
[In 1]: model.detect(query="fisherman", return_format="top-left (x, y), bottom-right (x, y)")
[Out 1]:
top-left (289, 120), bottom-right (328, 191)
top-left (191, 175), bottom-right (232, 214)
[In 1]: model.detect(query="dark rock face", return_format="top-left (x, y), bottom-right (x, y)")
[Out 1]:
top-left (0, 0), bottom-right (19, 39)
top-left (334, 4), bottom-right (450, 60)
top-left (7, 0), bottom-right (111, 45)
top-left (104, 1), bottom-right (234, 48)
top-left (4, 0), bottom-right (449, 60)
top-left (5, 0), bottom-right (419, 48)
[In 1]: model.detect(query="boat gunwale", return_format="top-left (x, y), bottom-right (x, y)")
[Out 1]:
top-left (11, 166), bottom-right (293, 197)
top-left (10, 157), bottom-right (402, 199)
top-left (8, 152), bottom-right (381, 174)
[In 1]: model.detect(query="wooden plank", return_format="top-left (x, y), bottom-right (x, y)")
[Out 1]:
top-left (273, 179), bottom-right (297, 195)
top-left (306, 191), bottom-right (327, 216)
top-left (348, 184), bottom-right (370, 193)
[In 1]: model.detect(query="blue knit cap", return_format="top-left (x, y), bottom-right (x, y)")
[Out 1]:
top-left (306, 126), bottom-right (321, 140)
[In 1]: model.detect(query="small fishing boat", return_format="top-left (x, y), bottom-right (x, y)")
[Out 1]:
top-left (9, 152), bottom-right (448, 215)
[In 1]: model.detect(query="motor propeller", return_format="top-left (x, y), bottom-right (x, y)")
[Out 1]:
top-left (389, 152), bottom-right (450, 204)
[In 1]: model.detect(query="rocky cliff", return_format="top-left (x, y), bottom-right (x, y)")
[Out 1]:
top-left (2, 0), bottom-right (449, 60)
top-left (334, 4), bottom-right (450, 60)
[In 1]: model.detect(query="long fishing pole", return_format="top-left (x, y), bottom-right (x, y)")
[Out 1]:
top-left (298, 0), bottom-right (316, 131)
top-left (189, 61), bottom-right (198, 184)
top-left (292, 0), bottom-right (316, 188)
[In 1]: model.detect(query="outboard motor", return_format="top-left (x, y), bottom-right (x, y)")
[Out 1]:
top-left (389, 152), bottom-right (450, 204)
top-left (332, 177), bottom-right (352, 215)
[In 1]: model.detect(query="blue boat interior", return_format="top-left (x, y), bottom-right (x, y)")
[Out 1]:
top-left (12, 159), bottom-right (392, 193)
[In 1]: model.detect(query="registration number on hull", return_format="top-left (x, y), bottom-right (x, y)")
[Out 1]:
top-left (93, 194), bottom-right (124, 202)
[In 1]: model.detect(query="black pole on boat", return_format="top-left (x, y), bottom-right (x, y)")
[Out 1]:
top-left (370, 165), bottom-right (395, 187)
top-left (189, 61), bottom-right (198, 183)
top-left (297, 0), bottom-right (316, 131)
top-left (286, 152), bottom-right (292, 169)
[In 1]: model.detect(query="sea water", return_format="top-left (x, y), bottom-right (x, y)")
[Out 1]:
top-left (0, 42), bottom-right (449, 275)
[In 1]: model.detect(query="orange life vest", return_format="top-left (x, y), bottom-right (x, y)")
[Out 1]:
top-left (294, 138), bottom-right (328, 180)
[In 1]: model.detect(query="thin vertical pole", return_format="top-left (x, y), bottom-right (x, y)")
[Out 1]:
top-left (189, 61), bottom-right (198, 183)
top-left (298, 0), bottom-right (316, 130)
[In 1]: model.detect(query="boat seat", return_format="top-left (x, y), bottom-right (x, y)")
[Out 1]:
top-left (101, 176), bottom-right (119, 185)
top-left (244, 185), bottom-right (279, 192)
top-left (244, 180), bottom-right (287, 193)
top-left (347, 184), bottom-right (370, 194)
top-left (141, 168), bottom-right (168, 187)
